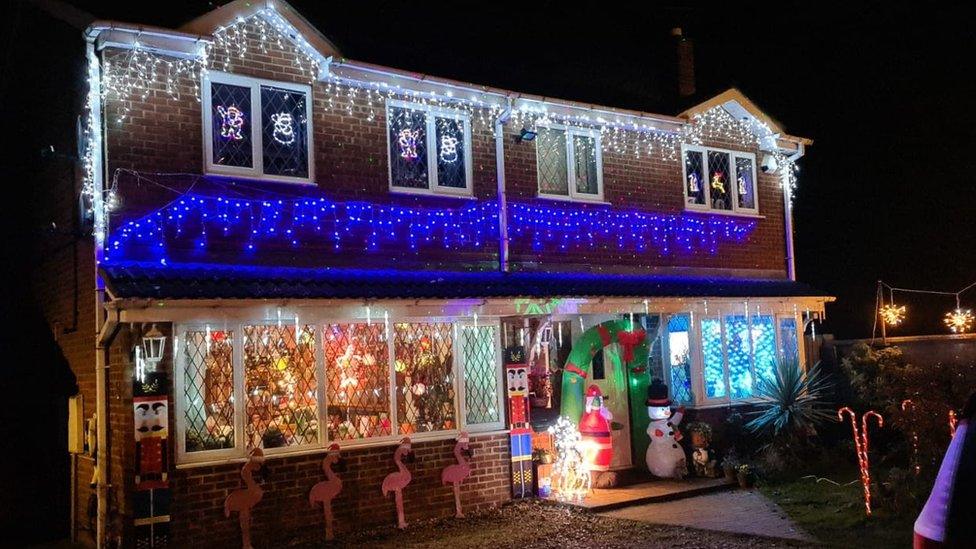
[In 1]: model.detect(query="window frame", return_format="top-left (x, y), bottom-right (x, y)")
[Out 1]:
top-left (680, 144), bottom-right (758, 216)
top-left (535, 123), bottom-right (605, 202)
top-left (202, 71), bottom-right (315, 185)
top-left (385, 99), bottom-right (474, 197)
top-left (174, 316), bottom-right (501, 466)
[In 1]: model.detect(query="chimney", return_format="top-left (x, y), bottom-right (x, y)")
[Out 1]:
top-left (671, 27), bottom-right (696, 98)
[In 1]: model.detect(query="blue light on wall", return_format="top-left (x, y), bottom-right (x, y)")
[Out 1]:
top-left (104, 193), bottom-right (758, 264)
top-left (701, 318), bottom-right (726, 399)
top-left (751, 315), bottom-right (776, 387)
top-left (725, 314), bottom-right (753, 399)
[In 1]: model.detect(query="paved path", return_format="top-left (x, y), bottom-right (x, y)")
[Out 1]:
top-left (601, 489), bottom-right (811, 542)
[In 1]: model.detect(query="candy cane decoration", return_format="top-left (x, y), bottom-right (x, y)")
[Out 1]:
top-left (949, 410), bottom-right (958, 437)
top-left (901, 400), bottom-right (920, 475)
top-left (838, 407), bottom-right (883, 515)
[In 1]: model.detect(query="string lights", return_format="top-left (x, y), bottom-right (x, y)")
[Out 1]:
top-left (944, 308), bottom-right (974, 333)
top-left (901, 399), bottom-right (920, 475)
top-left (838, 407), bottom-right (883, 516)
top-left (879, 304), bottom-right (906, 327)
top-left (548, 416), bottom-right (591, 501)
top-left (874, 280), bottom-right (976, 338)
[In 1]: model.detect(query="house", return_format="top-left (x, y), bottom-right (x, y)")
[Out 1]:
top-left (43, 0), bottom-right (830, 546)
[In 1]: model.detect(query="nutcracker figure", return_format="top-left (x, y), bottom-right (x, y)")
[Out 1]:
top-left (506, 360), bottom-right (532, 498)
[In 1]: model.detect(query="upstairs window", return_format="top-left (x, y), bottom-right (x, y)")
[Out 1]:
top-left (682, 145), bottom-right (757, 215)
top-left (536, 125), bottom-right (603, 201)
top-left (387, 100), bottom-right (472, 196)
top-left (203, 72), bottom-right (313, 183)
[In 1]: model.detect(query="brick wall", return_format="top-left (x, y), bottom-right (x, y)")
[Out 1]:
top-left (100, 18), bottom-right (789, 277)
top-left (170, 433), bottom-right (511, 548)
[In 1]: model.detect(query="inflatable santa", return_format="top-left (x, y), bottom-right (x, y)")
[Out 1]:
top-left (914, 393), bottom-right (975, 548)
top-left (579, 384), bottom-right (614, 480)
top-left (645, 379), bottom-right (687, 479)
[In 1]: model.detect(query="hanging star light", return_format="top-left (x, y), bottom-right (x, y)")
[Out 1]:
top-left (944, 308), bottom-right (974, 333)
top-left (879, 304), bottom-right (906, 326)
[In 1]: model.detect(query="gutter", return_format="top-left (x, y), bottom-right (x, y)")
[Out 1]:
top-left (94, 299), bottom-right (120, 548)
top-left (495, 103), bottom-right (512, 272)
top-left (783, 144), bottom-right (805, 281)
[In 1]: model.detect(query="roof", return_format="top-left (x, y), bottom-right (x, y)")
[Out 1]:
top-left (100, 261), bottom-right (829, 301)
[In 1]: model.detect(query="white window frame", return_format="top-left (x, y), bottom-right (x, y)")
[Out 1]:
top-left (680, 144), bottom-right (758, 216)
top-left (385, 99), bottom-right (474, 197)
top-left (174, 315), bottom-right (501, 466)
top-left (536, 123), bottom-right (604, 202)
top-left (661, 313), bottom-right (695, 405)
top-left (202, 71), bottom-right (315, 185)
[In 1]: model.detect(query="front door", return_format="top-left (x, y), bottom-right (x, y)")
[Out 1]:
top-left (591, 342), bottom-right (633, 469)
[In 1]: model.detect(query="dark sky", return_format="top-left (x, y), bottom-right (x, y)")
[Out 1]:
top-left (11, 0), bottom-right (976, 339)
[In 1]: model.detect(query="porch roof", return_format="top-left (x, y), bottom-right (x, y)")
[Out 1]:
top-left (100, 261), bottom-right (829, 301)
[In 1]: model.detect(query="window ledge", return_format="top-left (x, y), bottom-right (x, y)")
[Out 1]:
top-left (683, 207), bottom-right (764, 219)
top-left (536, 193), bottom-right (610, 206)
top-left (175, 428), bottom-right (509, 470)
top-left (389, 187), bottom-right (477, 200)
top-left (685, 399), bottom-right (763, 410)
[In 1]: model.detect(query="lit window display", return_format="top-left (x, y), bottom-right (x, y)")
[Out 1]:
top-left (666, 314), bottom-right (694, 404)
top-left (779, 317), bottom-right (799, 360)
top-left (393, 322), bottom-right (457, 434)
top-left (323, 323), bottom-right (392, 440)
top-left (701, 318), bottom-right (727, 399)
top-left (460, 325), bottom-right (501, 426)
top-left (182, 329), bottom-right (235, 453)
top-left (751, 315), bottom-right (776, 386)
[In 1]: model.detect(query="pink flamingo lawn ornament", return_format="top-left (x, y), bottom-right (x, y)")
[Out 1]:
top-left (309, 443), bottom-right (345, 541)
top-left (838, 407), bottom-right (883, 516)
top-left (381, 437), bottom-right (415, 529)
top-left (224, 448), bottom-right (265, 549)
top-left (441, 431), bottom-right (474, 518)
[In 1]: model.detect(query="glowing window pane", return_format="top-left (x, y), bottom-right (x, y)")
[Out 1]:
top-left (725, 315), bottom-right (753, 399)
top-left (573, 134), bottom-right (599, 195)
top-left (435, 117), bottom-right (467, 189)
top-left (667, 314), bottom-right (693, 404)
top-left (684, 149), bottom-right (706, 205)
top-left (243, 324), bottom-right (318, 449)
top-left (388, 106), bottom-right (429, 189)
top-left (461, 325), bottom-right (500, 426)
top-left (182, 330), bottom-right (235, 452)
top-left (701, 318), bottom-right (727, 399)
top-left (260, 85), bottom-right (309, 178)
top-left (779, 317), bottom-right (799, 361)
top-left (751, 315), bottom-right (776, 387)
top-left (735, 156), bottom-right (756, 210)
top-left (393, 322), bottom-right (456, 434)
top-left (537, 127), bottom-right (568, 195)
top-left (323, 323), bottom-right (391, 441)
top-left (707, 150), bottom-right (733, 211)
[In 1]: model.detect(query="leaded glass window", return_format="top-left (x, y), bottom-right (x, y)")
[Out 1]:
top-left (182, 329), bottom-right (235, 453)
top-left (751, 315), bottom-right (776, 386)
top-left (435, 117), bottom-right (467, 189)
top-left (735, 155), bottom-right (757, 211)
top-left (537, 127), bottom-right (568, 195)
top-left (666, 314), bottom-right (694, 404)
top-left (684, 148), bottom-right (706, 206)
top-left (779, 317), bottom-right (799, 360)
top-left (261, 85), bottom-right (309, 178)
top-left (323, 323), bottom-right (391, 441)
top-left (210, 82), bottom-right (253, 168)
top-left (725, 315), bottom-right (753, 399)
top-left (708, 150), bottom-right (733, 211)
top-left (573, 134), bottom-right (599, 195)
top-left (461, 325), bottom-right (501, 427)
top-left (242, 324), bottom-right (318, 449)
top-left (393, 322), bottom-right (456, 434)
top-left (388, 105), bottom-right (429, 189)
top-left (701, 318), bottom-right (727, 399)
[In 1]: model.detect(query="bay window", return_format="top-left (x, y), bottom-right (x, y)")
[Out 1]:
top-left (175, 316), bottom-right (502, 464)
top-left (682, 144), bottom-right (758, 215)
top-left (386, 100), bottom-right (473, 195)
top-left (536, 125), bottom-right (603, 201)
top-left (203, 72), bottom-right (313, 183)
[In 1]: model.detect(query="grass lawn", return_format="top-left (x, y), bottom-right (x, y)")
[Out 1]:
top-left (760, 464), bottom-right (915, 549)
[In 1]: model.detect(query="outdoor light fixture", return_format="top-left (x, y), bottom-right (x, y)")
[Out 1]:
top-left (142, 323), bottom-right (166, 365)
top-left (514, 127), bottom-right (537, 143)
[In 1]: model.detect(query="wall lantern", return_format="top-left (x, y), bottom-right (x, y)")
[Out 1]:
top-left (142, 324), bottom-right (166, 365)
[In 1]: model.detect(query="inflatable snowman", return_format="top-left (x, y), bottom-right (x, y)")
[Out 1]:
top-left (645, 379), bottom-right (687, 479)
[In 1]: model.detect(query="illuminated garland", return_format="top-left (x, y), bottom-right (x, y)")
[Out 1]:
top-left (103, 192), bottom-right (757, 263)
top-left (901, 399), bottom-right (920, 475)
top-left (548, 416), bottom-right (591, 501)
top-left (838, 407), bottom-right (883, 516)
top-left (874, 280), bottom-right (976, 336)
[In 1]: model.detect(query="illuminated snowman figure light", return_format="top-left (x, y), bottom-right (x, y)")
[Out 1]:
top-left (271, 112), bottom-right (296, 145)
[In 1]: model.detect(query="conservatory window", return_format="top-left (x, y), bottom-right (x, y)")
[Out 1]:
top-left (323, 323), bottom-right (392, 441)
top-left (387, 100), bottom-right (472, 195)
top-left (701, 318), bottom-right (727, 399)
top-left (665, 314), bottom-right (694, 404)
top-left (203, 72), bottom-right (313, 183)
top-left (180, 329), bottom-right (236, 454)
top-left (778, 316), bottom-right (800, 361)
top-left (681, 145), bottom-right (757, 214)
top-left (242, 324), bottom-right (319, 450)
top-left (459, 324), bottom-right (503, 430)
top-left (393, 322), bottom-right (457, 434)
top-left (699, 314), bottom-right (778, 403)
top-left (536, 125), bottom-right (603, 201)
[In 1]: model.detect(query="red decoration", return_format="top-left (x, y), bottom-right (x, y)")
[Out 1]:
top-left (225, 448), bottom-right (265, 549)
top-left (579, 385), bottom-right (613, 472)
top-left (616, 329), bottom-right (646, 363)
top-left (838, 407), bottom-right (883, 516)
top-left (596, 325), bottom-right (612, 347)
top-left (564, 363), bottom-right (587, 379)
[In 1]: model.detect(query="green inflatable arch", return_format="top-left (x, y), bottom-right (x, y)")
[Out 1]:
top-left (559, 319), bottom-right (652, 470)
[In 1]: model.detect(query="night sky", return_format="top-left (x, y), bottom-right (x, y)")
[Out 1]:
top-left (10, 0), bottom-right (976, 339)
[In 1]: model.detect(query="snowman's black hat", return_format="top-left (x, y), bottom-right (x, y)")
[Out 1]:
top-left (646, 379), bottom-right (671, 406)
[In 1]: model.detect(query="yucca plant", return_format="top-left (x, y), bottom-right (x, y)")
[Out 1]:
top-left (746, 357), bottom-right (833, 438)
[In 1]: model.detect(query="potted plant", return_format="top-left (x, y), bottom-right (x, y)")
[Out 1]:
top-left (721, 449), bottom-right (740, 483)
top-left (737, 463), bottom-right (756, 489)
top-left (533, 447), bottom-right (554, 464)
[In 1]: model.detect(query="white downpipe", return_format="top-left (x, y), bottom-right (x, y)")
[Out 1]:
top-left (783, 144), bottom-right (805, 281)
top-left (495, 103), bottom-right (512, 272)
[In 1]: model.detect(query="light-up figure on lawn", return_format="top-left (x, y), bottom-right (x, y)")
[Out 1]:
top-left (645, 379), bottom-right (687, 479)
